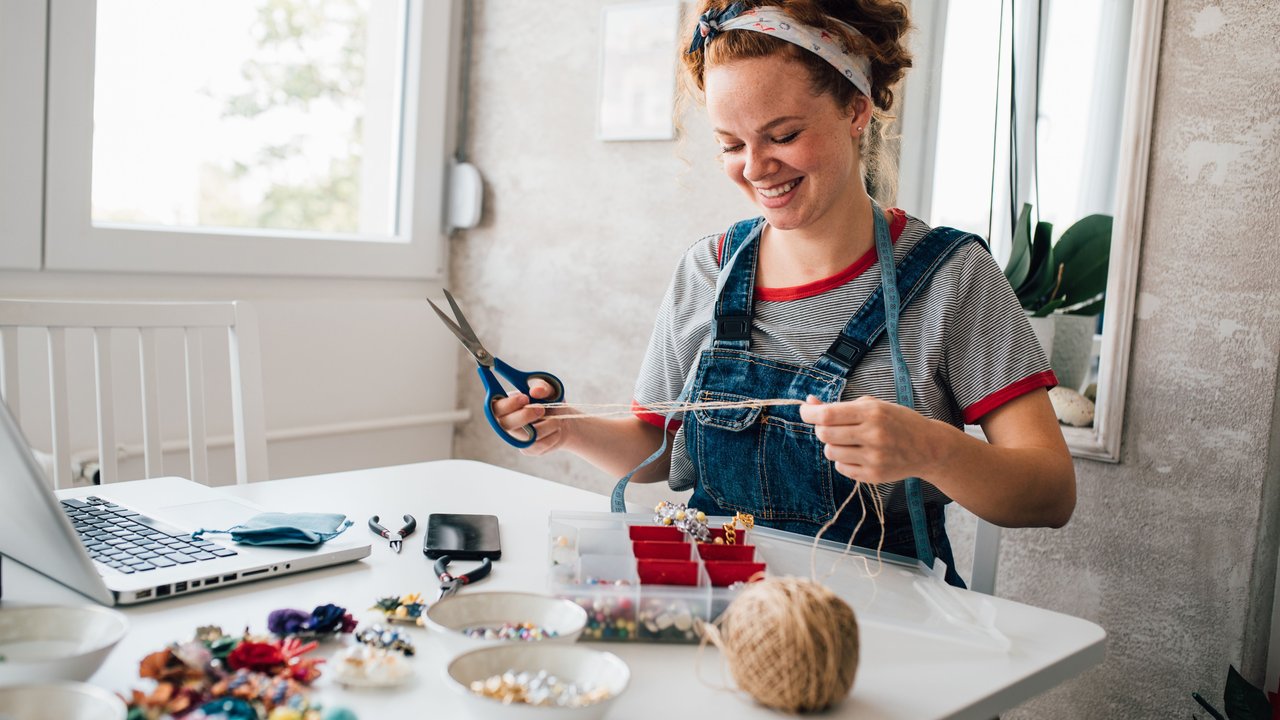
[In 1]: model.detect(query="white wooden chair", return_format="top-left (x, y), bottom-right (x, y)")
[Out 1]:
top-left (971, 519), bottom-right (1001, 596)
top-left (0, 300), bottom-right (268, 488)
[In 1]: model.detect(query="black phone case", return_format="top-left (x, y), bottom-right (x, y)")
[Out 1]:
top-left (423, 513), bottom-right (502, 560)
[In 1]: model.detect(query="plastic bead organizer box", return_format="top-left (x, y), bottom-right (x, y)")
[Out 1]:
top-left (546, 510), bottom-right (1014, 651)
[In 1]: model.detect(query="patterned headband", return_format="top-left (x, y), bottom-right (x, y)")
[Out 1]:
top-left (688, 2), bottom-right (873, 99)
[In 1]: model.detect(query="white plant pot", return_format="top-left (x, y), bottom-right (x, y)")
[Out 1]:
top-left (1025, 314), bottom-right (1098, 392)
top-left (1027, 316), bottom-right (1055, 358)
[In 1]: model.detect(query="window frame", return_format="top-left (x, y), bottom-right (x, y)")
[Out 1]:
top-left (0, 1), bottom-right (46, 271)
top-left (39, 0), bottom-right (460, 280)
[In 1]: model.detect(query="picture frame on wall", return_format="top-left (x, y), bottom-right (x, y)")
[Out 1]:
top-left (597, 1), bottom-right (682, 141)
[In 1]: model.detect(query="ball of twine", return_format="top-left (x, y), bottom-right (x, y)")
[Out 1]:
top-left (701, 576), bottom-right (859, 713)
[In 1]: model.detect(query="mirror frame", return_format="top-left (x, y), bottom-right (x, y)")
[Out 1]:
top-left (1062, 0), bottom-right (1165, 462)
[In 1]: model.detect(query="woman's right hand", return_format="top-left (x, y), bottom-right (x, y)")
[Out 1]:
top-left (491, 378), bottom-right (569, 456)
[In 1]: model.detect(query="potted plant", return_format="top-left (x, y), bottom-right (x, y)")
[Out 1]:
top-left (1191, 665), bottom-right (1275, 719)
top-left (1003, 203), bottom-right (1113, 391)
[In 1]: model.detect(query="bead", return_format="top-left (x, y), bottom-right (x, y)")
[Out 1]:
top-left (461, 622), bottom-right (559, 641)
top-left (695, 511), bottom-right (706, 523)
top-left (470, 668), bottom-right (613, 708)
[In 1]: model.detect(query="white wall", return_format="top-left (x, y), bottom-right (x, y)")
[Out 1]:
top-left (0, 268), bottom-right (461, 485)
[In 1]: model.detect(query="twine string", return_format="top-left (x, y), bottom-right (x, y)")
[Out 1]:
top-left (532, 398), bottom-right (805, 420)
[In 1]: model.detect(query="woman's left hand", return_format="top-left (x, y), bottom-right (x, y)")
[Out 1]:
top-left (797, 395), bottom-right (949, 485)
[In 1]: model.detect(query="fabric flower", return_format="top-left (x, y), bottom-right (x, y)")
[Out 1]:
top-left (267, 609), bottom-right (311, 636)
top-left (306, 604), bottom-right (350, 634)
top-left (171, 640), bottom-right (213, 672)
top-left (191, 697), bottom-right (259, 720)
top-left (226, 641), bottom-right (286, 673)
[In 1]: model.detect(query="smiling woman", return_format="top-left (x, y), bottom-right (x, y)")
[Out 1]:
top-left (487, 0), bottom-right (1077, 590)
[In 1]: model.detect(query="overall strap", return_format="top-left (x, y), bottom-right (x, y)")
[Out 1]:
top-left (610, 217), bottom-right (763, 513)
top-left (811, 211), bottom-right (980, 569)
top-left (712, 218), bottom-right (767, 350)
top-left (811, 225), bottom-right (980, 377)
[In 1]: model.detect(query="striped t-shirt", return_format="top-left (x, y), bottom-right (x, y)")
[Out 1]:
top-left (632, 208), bottom-right (1056, 511)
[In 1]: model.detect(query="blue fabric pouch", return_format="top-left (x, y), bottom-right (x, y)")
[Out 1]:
top-left (191, 512), bottom-right (353, 546)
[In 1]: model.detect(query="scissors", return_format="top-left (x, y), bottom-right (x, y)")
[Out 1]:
top-left (435, 555), bottom-right (493, 600)
top-left (428, 290), bottom-right (565, 448)
top-left (368, 514), bottom-right (416, 553)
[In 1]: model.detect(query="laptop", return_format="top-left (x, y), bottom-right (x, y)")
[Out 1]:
top-left (0, 399), bottom-right (370, 605)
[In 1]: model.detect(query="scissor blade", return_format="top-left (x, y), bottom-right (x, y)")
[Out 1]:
top-left (427, 297), bottom-right (487, 360)
top-left (442, 289), bottom-right (482, 344)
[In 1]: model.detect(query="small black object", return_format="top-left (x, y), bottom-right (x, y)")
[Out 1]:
top-left (435, 555), bottom-right (493, 600)
top-left (423, 513), bottom-right (501, 561)
top-left (368, 514), bottom-right (417, 553)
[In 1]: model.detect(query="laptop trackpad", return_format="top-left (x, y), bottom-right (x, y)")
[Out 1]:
top-left (158, 498), bottom-right (262, 533)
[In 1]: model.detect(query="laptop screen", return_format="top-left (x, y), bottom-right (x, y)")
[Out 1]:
top-left (0, 398), bottom-right (114, 604)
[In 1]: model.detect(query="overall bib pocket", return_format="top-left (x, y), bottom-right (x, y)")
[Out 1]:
top-left (692, 390), bottom-right (837, 524)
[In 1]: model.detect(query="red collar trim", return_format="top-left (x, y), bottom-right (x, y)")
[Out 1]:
top-left (752, 208), bottom-right (908, 302)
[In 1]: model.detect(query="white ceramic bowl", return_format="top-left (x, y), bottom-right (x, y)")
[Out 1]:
top-left (0, 681), bottom-right (127, 720)
top-left (425, 592), bottom-right (587, 657)
top-left (446, 644), bottom-right (630, 720)
top-left (0, 605), bottom-right (129, 685)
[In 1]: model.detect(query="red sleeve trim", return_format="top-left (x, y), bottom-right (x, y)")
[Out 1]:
top-left (715, 233), bottom-right (727, 266)
top-left (962, 370), bottom-right (1059, 424)
top-left (633, 398), bottom-right (682, 433)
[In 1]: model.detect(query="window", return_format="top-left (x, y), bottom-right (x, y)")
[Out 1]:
top-left (900, 0), bottom-right (1132, 264)
top-left (23, 0), bottom-right (462, 278)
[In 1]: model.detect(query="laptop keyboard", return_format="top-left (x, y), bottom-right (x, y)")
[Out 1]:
top-left (61, 496), bottom-right (237, 574)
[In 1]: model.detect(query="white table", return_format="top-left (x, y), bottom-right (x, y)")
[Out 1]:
top-left (2, 460), bottom-right (1105, 719)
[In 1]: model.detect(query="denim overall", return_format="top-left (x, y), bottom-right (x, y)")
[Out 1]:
top-left (613, 206), bottom-right (980, 588)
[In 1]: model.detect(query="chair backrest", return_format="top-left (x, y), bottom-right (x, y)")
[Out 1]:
top-left (0, 300), bottom-right (268, 488)
top-left (971, 518), bottom-right (1001, 595)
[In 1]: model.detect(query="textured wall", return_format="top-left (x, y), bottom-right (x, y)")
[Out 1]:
top-left (452, 1), bottom-right (1280, 717)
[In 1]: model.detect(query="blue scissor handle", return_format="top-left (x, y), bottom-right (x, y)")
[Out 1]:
top-left (479, 358), bottom-right (565, 449)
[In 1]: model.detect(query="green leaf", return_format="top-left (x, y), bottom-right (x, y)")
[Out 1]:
top-left (1192, 691), bottom-right (1233, 720)
top-left (1224, 666), bottom-right (1270, 720)
top-left (1193, 692), bottom-right (1227, 720)
top-left (1054, 214), bottom-right (1113, 306)
top-left (1004, 203), bottom-right (1034, 291)
top-left (1017, 220), bottom-right (1057, 308)
top-left (1032, 296), bottom-right (1066, 317)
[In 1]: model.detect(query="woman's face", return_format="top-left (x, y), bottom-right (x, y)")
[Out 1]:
top-left (705, 55), bottom-right (866, 234)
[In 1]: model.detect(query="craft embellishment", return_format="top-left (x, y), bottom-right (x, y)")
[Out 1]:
top-left (372, 593), bottom-right (428, 626)
top-left (721, 512), bottom-right (755, 546)
top-left (353, 624), bottom-right (416, 657)
top-left (653, 501), bottom-right (710, 542)
top-left (266, 604), bottom-right (358, 639)
top-left (124, 625), bottom-right (340, 720)
top-left (331, 644), bottom-right (412, 688)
